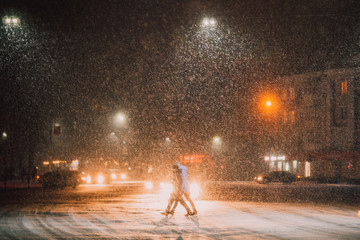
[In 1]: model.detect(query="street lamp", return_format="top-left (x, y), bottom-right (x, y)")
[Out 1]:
top-left (211, 136), bottom-right (223, 152)
top-left (3, 16), bottom-right (20, 26)
top-left (2, 132), bottom-right (7, 140)
top-left (259, 94), bottom-right (280, 117)
top-left (115, 112), bottom-right (126, 125)
top-left (112, 112), bottom-right (127, 129)
top-left (202, 17), bottom-right (217, 28)
top-left (212, 136), bottom-right (221, 145)
top-left (258, 92), bottom-right (284, 171)
top-left (211, 136), bottom-right (225, 179)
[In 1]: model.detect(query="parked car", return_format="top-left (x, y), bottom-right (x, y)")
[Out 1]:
top-left (39, 170), bottom-right (79, 189)
top-left (255, 171), bottom-right (297, 184)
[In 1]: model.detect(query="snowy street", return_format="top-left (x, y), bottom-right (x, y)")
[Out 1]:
top-left (2, 1), bottom-right (360, 239)
top-left (1, 183), bottom-right (359, 239)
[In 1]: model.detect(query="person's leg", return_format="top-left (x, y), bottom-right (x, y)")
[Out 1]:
top-left (169, 200), bottom-right (178, 215)
top-left (163, 195), bottom-right (175, 215)
top-left (184, 192), bottom-right (197, 214)
top-left (169, 191), bottom-right (182, 214)
top-left (178, 196), bottom-right (192, 216)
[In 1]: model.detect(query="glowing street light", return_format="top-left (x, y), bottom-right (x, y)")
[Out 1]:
top-left (115, 113), bottom-right (125, 124)
top-left (1, 132), bottom-right (8, 142)
top-left (201, 17), bottom-right (217, 28)
top-left (113, 112), bottom-right (127, 128)
top-left (259, 93), bottom-right (280, 116)
top-left (3, 16), bottom-right (20, 26)
top-left (212, 136), bottom-right (222, 145)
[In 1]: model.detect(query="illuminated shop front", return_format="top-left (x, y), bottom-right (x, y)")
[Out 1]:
top-left (265, 152), bottom-right (360, 180)
top-left (265, 155), bottom-right (302, 175)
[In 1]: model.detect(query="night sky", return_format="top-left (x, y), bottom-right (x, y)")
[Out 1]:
top-left (1, 0), bottom-right (360, 158)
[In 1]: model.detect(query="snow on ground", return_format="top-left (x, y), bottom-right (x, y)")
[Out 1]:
top-left (0, 191), bottom-right (359, 239)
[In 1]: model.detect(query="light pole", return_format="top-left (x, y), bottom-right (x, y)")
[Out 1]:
top-left (108, 111), bottom-right (129, 162)
top-left (0, 132), bottom-right (6, 189)
top-left (211, 136), bottom-right (224, 179)
top-left (259, 93), bottom-right (283, 171)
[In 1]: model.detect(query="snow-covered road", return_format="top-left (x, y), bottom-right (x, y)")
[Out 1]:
top-left (0, 189), bottom-right (359, 239)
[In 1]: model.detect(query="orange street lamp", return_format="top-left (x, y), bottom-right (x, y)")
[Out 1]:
top-left (259, 94), bottom-right (279, 116)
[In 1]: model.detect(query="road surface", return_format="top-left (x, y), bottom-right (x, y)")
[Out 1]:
top-left (0, 183), bottom-right (359, 239)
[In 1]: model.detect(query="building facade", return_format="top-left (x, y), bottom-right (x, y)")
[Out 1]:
top-left (265, 68), bottom-right (360, 182)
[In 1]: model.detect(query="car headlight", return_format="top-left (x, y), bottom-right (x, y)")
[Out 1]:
top-left (190, 182), bottom-right (201, 199)
top-left (97, 174), bottom-right (105, 184)
top-left (145, 181), bottom-right (153, 190)
top-left (257, 176), bottom-right (263, 181)
top-left (86, 175), bottom-right (91, 184)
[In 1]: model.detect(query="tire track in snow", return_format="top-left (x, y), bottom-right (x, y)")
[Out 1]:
top-left (1, 192), bottom-right (360, 239)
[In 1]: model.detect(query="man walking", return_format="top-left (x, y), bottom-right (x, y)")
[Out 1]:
top-left (161, 165), bottom-right (192, 216)
top-left (176, 161), bottom-right (198, 215)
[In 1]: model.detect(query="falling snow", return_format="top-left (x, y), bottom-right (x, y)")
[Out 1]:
top-left (1, 1), bottom-right (360, 238)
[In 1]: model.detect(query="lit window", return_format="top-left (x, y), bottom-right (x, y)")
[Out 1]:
top-left (305, 161), bottom-right (311, 177)
top-left (289, 88), bottom-right (295, 100)
top-left (285, 162), bottom-right (290, 171)
top-left (293, 160), bottom-right (297, 170)
top-left (341, 81), bottom-right (348, 95)
top-left (283, 111), bottom-right (287, 123)
top-left (290, 111), bottom-right (295, 123)
top-left (270, 161), bottom-right (275, 170)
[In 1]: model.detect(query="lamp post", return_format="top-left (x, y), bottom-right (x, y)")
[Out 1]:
top-left (0, 132), bottom-right (8, 189)
top-left (108, 111), bottom-right (129, 162)
top-left (259, 93), bottom-right (283, 171)
top-left (211, 136), bottom-right (225, 179)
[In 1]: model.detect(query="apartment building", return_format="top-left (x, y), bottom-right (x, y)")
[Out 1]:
top-left (265, 68), bottom-right (360, 181)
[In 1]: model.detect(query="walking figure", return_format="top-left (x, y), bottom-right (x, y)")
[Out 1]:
top-left (176, 161), bottom-right (198, 215)
top-left (161, 165), bottom-right (192, 216)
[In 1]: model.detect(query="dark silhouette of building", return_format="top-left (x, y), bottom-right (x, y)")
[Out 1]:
top-left (263, 67), bottom-right (360, 182)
